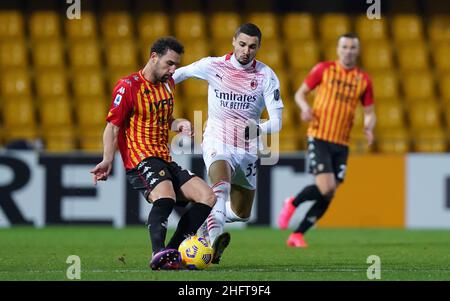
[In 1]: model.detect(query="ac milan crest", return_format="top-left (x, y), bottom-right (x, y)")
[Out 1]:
top-left (250, 79), bottom-right (258, 90)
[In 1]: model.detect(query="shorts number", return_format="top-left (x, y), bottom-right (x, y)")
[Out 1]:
top-left (245, 162), bottom-right (257, 177)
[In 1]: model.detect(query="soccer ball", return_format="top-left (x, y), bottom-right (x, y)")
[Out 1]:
top-left (178, 235), bottom-right (214, 270)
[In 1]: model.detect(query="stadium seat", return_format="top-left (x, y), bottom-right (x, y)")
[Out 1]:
top-left (397, 43), bottom-right (430, 71)
top-left (403, 72), bottom-right (435, 100)
top-left (174, 12), bottom-right (206, 41)
top-left (287, 40), bottom-right (320, 70)
top-left (282, 13), bottom-right (314, 41)
top-left (322, 41), bottom-right (338, 62)
top-left (79, 128), bottom-right (104, 153)
top-left (256, 40), bottom-right (283, 69)
top-left (391, 14), bottom-right (424, 42)
top-left (72, 69), bottom-right (105, 97)
top-left (137, 12), bottom-right (170, 42)
top-left (289, 69), bottom-right (311, 94)
top-left (43, 127), bottom-right (77, 152)
top-left (68, 39), bottom-right (101, 68)
top-left (184, 98), bottom-right (208, 123)
top-left (101, 12), bottom-right (134, 40)
top-left (65, 12), bottom-right (97, 40)
top-left (375, 102), bottom-right (406, 129)
top-left (408, 102), bottom-right (442, 129)
top-left (107, 67), bottom-right (138, 92)
top-left (104, 41), bottom-right (137, 69)
top-left (247, 12), bottom-right (279, 40)
top-left (212, 40), bottom-right (233, 57)
top-left (180, 79), bottom-right (208, 99)
top-left (181, 40), bottom-right (210, 66)
top-left (32, 39), bottom-right (65, 68)
top-left (361, 41), bottom-right (394, 70)
top-left (0, 11), bottom-right (24, 38)
top-left (319, 14), bottom-right (351, 41)
top-left (433, 43), bottom-right (450, 73)
top-left (278, 128), bottom-right (300, 153)
top-left (210, 12), bottom-right (241, 40)
top-left (438, 73), bottom-right (450, 101)
top-left (371, 71), bottom-right (400, 99)
top-left (39, 97), bottom-right (73, 128)
top-left (349, 128), bottom-right (372, 154)
top-left (3, 97), bottom-right (36, 128)
top-left (0, 38), bottom-right (27, 69)
top-left (376, 127), bottom-right (410, 154)
top-left (29, 11), bottom-right (61, 40)
top-left (413, 127), bottom-right (447, 152)
top-left (76, 98), bottom-right (107, 128)
top-left (35, 69), bottom-right (68, 98)
top-left (428, 15), bottom-right (450, 45)
top-left (0, 68), bottom-right (31, 96)
top-left (355, 15), bottom-right (388, 41)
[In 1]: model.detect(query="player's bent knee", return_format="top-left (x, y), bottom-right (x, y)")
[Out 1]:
top-left (197, 188), bottom-right (216, 207)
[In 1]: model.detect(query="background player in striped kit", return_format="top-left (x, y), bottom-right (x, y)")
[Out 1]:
top-left (278, 33), bottom-right (376, 247)
top-left (173, 23), bottom-right (284, 263)
top-left (91, 37), bottom-right (215, 269)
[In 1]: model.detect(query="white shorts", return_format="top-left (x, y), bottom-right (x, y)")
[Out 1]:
top-left (202, 137), bottom-right (258, 190)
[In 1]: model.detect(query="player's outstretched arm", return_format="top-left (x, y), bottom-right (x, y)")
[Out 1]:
top-left (90, 122), bottom-right (120, 185)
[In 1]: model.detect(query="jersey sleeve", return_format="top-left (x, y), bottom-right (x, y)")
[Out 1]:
top-left (172, 57), bottom-right (211, 84)
top-left (361, 74), bottom-right (374, 106)
top-left (263, 68), bottom-right (284, 111)
top-left (106, 80), bottom-right (134, 127)
top-left (304, 62), bottom-right (327, 89)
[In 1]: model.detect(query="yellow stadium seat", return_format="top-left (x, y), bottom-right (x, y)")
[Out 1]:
top-left (32, 39), bottom-right (65, 68)
top-left (246, 12), bottom-right (278, 40)
top-left (319, 14), bottom-right (351, 41)
top-left (408, 102), bottom-right (442, 129)
top-left (287, 40), bottom-right (320, 70)
top-left (180, 79), bottom-right (208, 99)
top-left (289, 69), bottom-right (311, 93)
top-left (322, 41), bottom-right (338, 61)
top-left (65, 12), bottom-right (97, 40)
top-left (212, 40), bottom-right (233, 57)
top-left (376, 127), bottom-right (410, 154)
top-left (68, 39), bottom-right (101, 68)
top-left (107, 67), bottom-right (138, 92)
top-left (174, 12), bottom-right (206, 40)
top-left (29, 11), bottom-right (61, 40)
top-left (278, 128), bottom-right (300, 153)
top-left (181, 40), bottom-right (210, 66)
top-left (375, 102), bottom-right (406, 129)
top-left (79, 127), bottom-right (104, 153)
top-left (282, 13), bottom-right (314, 41)
top-left (3, 97), bottom-right (36, 128)
top-left (355, 15), bottom-right (388, 41)
top-left (397, 43), bottom-right (430, 71)
top-left (76, 98), bottom-right (107, 128)
top-left (35, 70), bottom-right (68, 98)
top-left (72, 69), bottom-right (105, 97)
top-left (101, 12), bottom-right (133, 40)
top-left (210, 12), bottom-right (241, 40)
top-left (439, 74), bottom-right (450, 101)
top-left (403, 72), bottom-right (435, 100)
top-left (137, 12), bottom-right (170, 42)
top-left (391, 14), bottom-right (424, 42)
top-left (184, 98), bottom-right (208, 123)
top-left (0, 38), bottom-right (27, 68)
top-left (40, 97), bottom-right (73, 128)
top-left (361, 41), bottom-right (394, 70)
top-left (105, 41), bottom-right (137, 69)
top-left (349, 129), bottom-right (372, 154)
top-left (433, 43), bottom-right (450, 73)
top-left (256, 40), bottom-right (283, 69)
top-left (444, 106), bottom-right (450, 127)
top-left (0, 68), bottom-right (31, 96)
top-left (413, 127), bottom-right (447, 152)
top-left (0, 11), bottom-right (24, 38)
top-left (371, 71), bottom-right (400, 99)
top-left (428, 15), bottom-right (450, 45)
top-left (43, 127), bottom-right (77, 152)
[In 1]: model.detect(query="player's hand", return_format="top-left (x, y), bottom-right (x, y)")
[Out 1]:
top-left (364, 128), bottom-right (374, 146)
top-left (300, 107), bottom-right (313, 122)
top-left (177, 119), bottom-right (194, 137)
top-left (90, 160), bottom-right (112, 185)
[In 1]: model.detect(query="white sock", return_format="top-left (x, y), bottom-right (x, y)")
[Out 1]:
top-left (207, 181), bottom-right (230, 245)
top-left (225, 201), bottom-right (249, 223)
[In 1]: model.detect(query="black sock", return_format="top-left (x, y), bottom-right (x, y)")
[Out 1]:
top-left (166, 203), bottom-right (212, 249)
top-left (147, 198), bottom-right (175, 254)
top-left (292, 185), bottom-right (323, 207)
top-left (295, 194), bottom-right (333, 234)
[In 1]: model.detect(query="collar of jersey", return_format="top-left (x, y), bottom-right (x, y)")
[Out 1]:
top-left (228, 53), bottom-right (255, 70)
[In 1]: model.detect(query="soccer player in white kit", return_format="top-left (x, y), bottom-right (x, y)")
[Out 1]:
top-left (173, 23), bottom-right (284, 264)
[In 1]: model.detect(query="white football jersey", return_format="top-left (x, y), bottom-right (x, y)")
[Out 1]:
top-left (173, 53), bottom-right (284, 149)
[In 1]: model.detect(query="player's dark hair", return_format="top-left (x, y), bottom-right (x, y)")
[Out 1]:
top-left (150, 36), bottom-right (184, 56)
top-left (234, 23), bottom-right (262, 44)
top-left (339, 32), bottom-right (359, 40)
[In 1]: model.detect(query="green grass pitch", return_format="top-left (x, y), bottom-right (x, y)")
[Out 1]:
top-left (0, 226), bottom-right (449, 281)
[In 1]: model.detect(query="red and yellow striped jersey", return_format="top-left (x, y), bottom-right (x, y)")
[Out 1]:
top-left (106, 71), bottom-right (175, 170)
top-left (304, 61), bottom-right (374, 145)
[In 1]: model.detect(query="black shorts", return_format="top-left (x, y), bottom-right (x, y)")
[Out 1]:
top-left (126, 157), bottom-right (196, 202)
top-left (307, 137), bottom-right (349, 182)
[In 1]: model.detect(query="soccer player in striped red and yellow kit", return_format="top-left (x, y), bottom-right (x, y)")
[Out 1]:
top-left (91, 37), bottom-right (215, 269)
top-left (278, 33), bottom-right (376, 247)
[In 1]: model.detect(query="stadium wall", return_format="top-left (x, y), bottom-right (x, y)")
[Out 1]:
top-left (0, 151), bottom-right (449, 228)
